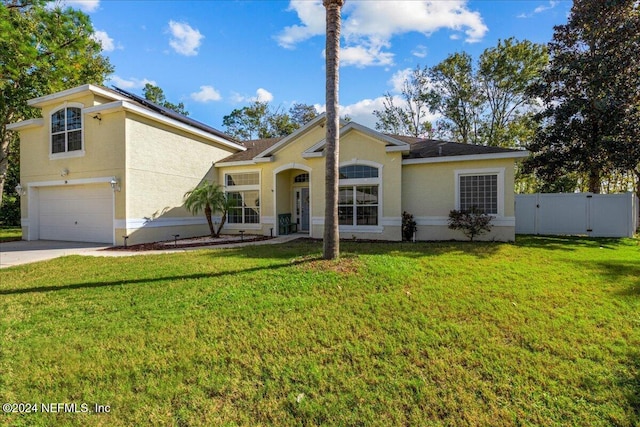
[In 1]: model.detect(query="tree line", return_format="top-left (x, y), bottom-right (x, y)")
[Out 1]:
top-left (374, 1), bottom-right (639, 196)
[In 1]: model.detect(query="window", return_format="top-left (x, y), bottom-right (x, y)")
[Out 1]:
top-left (51, 106), bottom-right (82, 154)
top-left (227, 190), bottom-right (260, 224)
top-left (294, 173), bottom-right (309, 183)
top-left (226, 172), bottom-right (259, 186)
top-left (225, 172), bottom-right (260, 224)
top-left (338, 163), bottom-right (380, 227)
top-left (459, 174), bottom-right (498, 214)
top-left (338, 185), bottom-right (379, 226)
top-left (339, 164), bottom-right (378, 179)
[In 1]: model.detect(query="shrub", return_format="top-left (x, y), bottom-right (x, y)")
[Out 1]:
top-left (402, 211), bottom-right (417, 241)
top-left (0, 194), bottom-right (21, 226)
top-left (448, 207), bottom-right (493, 241)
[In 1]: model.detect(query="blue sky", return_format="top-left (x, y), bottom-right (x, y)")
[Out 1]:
top-left (65, 0), bottom-right (571, 131)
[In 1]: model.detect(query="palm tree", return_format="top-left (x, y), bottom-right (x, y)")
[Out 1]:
top-left (323, 0), bottom-right (344, 260)
top-left (183, 182), bottom-right (227, 237)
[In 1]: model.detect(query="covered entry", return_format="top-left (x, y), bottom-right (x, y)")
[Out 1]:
top-left (274, 164), bottom-right (311, 236)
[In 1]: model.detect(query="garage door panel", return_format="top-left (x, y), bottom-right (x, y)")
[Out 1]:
top-left (38, 185), bottom-right (113, 244)
top-left (40, 200), bottom-right (112, 215)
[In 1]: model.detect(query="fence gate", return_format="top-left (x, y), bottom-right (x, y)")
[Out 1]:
top-left (515, 193), bottom-right (638, 237)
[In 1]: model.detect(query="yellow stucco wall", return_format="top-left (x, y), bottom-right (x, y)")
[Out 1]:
top-left (18, 95), bottom-right (127, 241)
top-left (16, 87), bottom-right (240, 245)
top-left (117, 114), bottom-right (237, 244)
top-left (216, 124), bottom-right (405, 240)
top-left (402, 158), bottom-right (517, 241)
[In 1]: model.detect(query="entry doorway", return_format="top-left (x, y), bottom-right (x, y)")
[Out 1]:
top-left (294, 187), bottom-right (310, 232)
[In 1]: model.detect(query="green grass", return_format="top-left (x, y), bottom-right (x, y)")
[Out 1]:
top-left (1, 236), bottom-right (638, 426)
top-left (0, 227), bottom-right (21, 242)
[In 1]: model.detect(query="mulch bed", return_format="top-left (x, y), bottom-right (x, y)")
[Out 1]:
top-left (104, 235), bottom-right (273, 251)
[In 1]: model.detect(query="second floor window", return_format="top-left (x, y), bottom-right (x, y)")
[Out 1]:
top-left (51, 107), bottom-right (82, 154)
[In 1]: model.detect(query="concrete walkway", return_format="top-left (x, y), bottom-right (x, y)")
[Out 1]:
top-left (0, 235), bottom-right (303, 268)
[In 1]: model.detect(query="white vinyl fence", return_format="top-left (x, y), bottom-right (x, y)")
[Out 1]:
top-left (515, 192), bottom-right (639, 237)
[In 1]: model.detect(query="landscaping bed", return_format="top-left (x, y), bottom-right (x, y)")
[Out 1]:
top-left (106, 234), bottom-right (273, 251)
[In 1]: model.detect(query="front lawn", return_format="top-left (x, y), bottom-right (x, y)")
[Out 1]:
top-left (1, 236), bottom-right (638, 426)
top-left (0, 226), bottom-right (21, 242)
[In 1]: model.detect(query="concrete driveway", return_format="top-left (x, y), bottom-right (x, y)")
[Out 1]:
top-left (0, 240), bottom-right (111, 268)
top-left (0, 235), bottom-right (302, 268)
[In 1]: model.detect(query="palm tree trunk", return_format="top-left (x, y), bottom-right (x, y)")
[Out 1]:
top-left (204, 204), bottom-right (215, 237)
top-left (215, 211), bottom-right (227, 238)
top-left (323, 0), bottom-right (343, 260)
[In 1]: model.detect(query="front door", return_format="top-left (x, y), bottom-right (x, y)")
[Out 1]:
top-left (295, 187), bottom-right (310, 232)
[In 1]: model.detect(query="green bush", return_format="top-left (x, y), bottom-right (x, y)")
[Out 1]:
top-left (402, 211), bottom-right (417, 241)
top-left (448, 207), bottom-right (493, 241)
top-left (0, 194), bottom-right (21, 226)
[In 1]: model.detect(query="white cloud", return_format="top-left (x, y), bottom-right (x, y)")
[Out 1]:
top-left (518, 1), bottom-right (558, 18)
top-left (255, 88), bottom-right (274, 103)
top-left (390, 68), bottom-right (413, 93)
top-left (340, 40), bottom-right (395, 68)
top-left (324, 95), bottom-right (440, 131)
top-left (108, 75), bottom-right (156, 90)
top-left (277, 0), bottom-right (488, 67)
top-left (412, 45), bottom-right (428, 59)
top-left (190, 85), bottom-right (222, 103)
top-left (168, 21), bottom-right (204, 56)
top-left (314, 97), bottom-right (391, 129)
top-left (232, 88), bottom-right (274, 104)
top-left (92, 30), bottom-right (118, 52)
top-left (276, 0), bottom-right (326, 49)
top-left (63, 0), bottom-right (100, 12)
top-left (534, 1), bottom-right (558, 14)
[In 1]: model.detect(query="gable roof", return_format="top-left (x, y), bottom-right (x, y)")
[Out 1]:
top-left (253, 113), bottom-right (328, 159)
top-left (16, 84), bottom-right (245, 152)
top-left (301, 121), bottom-right (410, 158)
top-left (217, 137), bottom-right (283, 164)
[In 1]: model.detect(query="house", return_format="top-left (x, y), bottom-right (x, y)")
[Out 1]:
top-left (8, 84), bottom-right (528, 245)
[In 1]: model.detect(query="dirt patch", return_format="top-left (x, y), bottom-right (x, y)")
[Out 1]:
top-left (292, 254), bottom-right (362, 275)
top-left (105, 235), bottom-right (272, 251)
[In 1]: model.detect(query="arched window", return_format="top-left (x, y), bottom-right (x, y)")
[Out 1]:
top-left (294, 173), bottom-right (309, 183)
top-left (338, 164), bottom-right (380, 226)
top-left (51, 106), bottom-right (82, 154)
top-left (339, 164), bottom-right (378, 179)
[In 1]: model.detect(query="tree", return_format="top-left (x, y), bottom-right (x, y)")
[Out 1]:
top-left (375, 39), bottom-right (547, 148)
top-left (183, 182), bottom-right (229, 238)
top-left (323, 0), bottom-right (343, 260)
top-left (373, 66), bottom-right (435, 138)
top-left (143, 83), bottom-right (189, 116)
top-left (222, 101), bottom-right (318, 141)
top-left (427, 52), bottom-right (483, 144)
top-left (289, 103), bottom-right (319, 128)
top-left (478, 38), bottom-right (548, 147)
top-left (526, 0), bottom-right (640, 194)
top-left (0, 0), bottom-right (113, 209)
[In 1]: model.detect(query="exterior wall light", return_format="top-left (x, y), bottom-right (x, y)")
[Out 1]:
top-left (15, 183), bottom-right (26, 196)
top-left (110, 177), bottom-right (121, 192)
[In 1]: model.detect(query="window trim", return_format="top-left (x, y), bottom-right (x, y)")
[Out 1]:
top-left (49, 102), bottom-right (85, 160)
top-left (454, 167), bottom-right (505, 217)
top-left (338, 160), bottom-right (383, 230)
top-left (224, 170), bottom-right (261, 227)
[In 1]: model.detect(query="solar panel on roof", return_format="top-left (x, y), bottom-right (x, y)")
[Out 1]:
top-left (111, 86), bottom-right (239, 143)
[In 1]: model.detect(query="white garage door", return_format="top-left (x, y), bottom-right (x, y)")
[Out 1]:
top-left (38, 184), bottom-right (113, 243)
